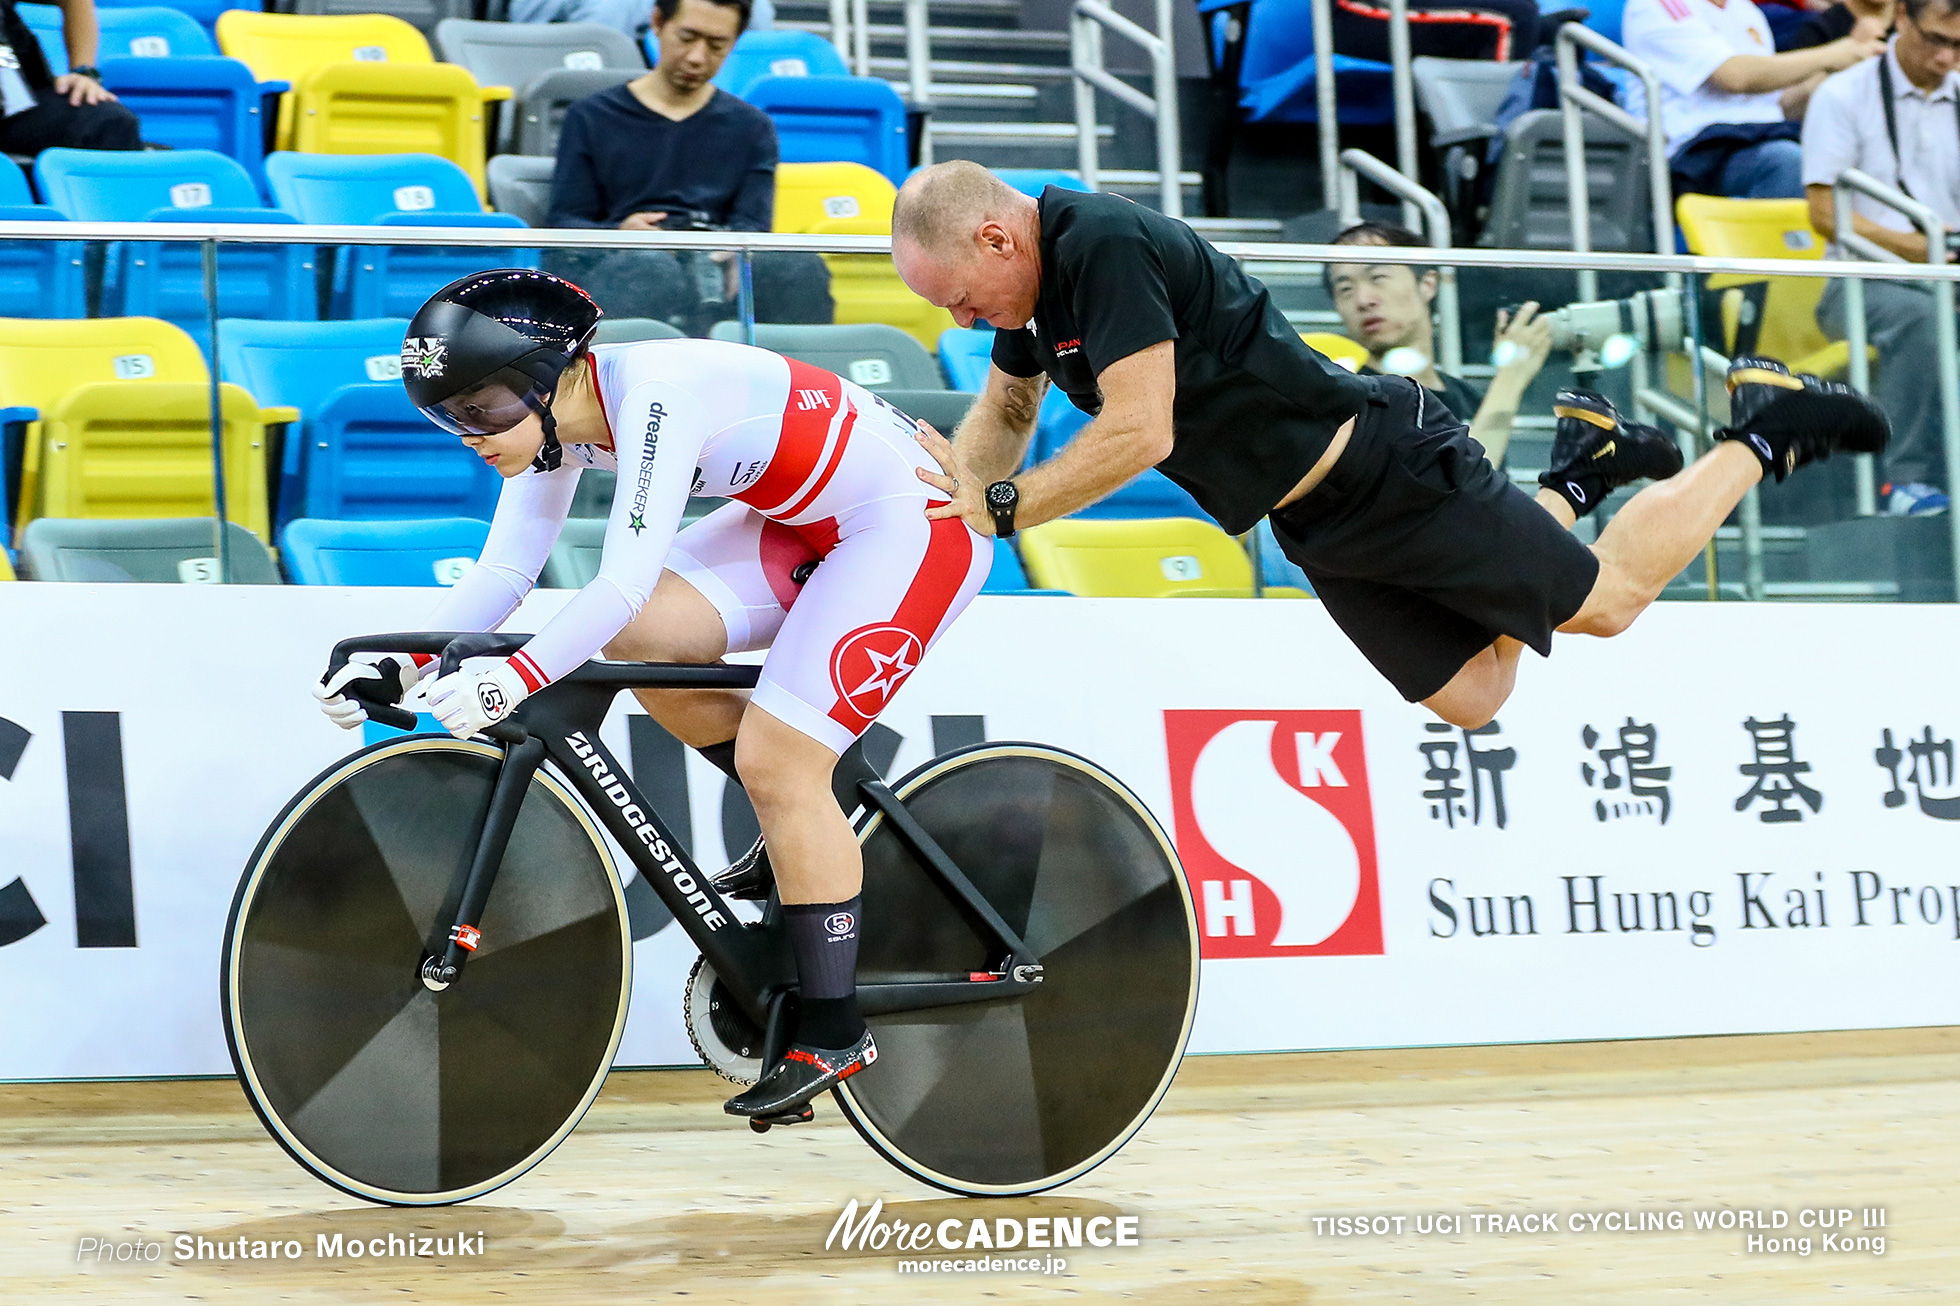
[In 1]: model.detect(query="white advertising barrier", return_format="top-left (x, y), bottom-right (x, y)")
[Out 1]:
top-left (1, 583), bottom-right (1958, 1078)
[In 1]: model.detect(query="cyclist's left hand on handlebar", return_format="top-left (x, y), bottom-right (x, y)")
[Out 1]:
top-left (426, 658), bottom-right (531, 740)
top-left (315, 652), bottom-right (425, 729)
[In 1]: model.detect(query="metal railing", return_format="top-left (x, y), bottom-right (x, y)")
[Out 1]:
top-left (1071, 0), bottom-right (1183, 216)
top-left (1834, 168), bottom-right (1960, 589)
top-left (1555, 26), bottom-right (1673, 302)
top-left (1336, 148), bottom-right (1460, 371)
top-left (1309, 0), bottom-right (1420, 226)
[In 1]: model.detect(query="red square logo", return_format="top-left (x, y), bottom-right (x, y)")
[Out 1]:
top-left (1164, 710), bottom-right (1383, 958)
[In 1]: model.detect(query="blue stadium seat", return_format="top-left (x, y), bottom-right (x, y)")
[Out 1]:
top-left (744, 75), bottom-right (908, 185)
top-left (655, 28), bottom-right (847, 95)
top-left (19, 3), bottom-right (214, 68)
top-left (0, 165), bottom-right (27, 205)
top-left (937, 325), bottom-right (991, 390)
top-left (1232, 0), bottom-right (1393, 125)
top-left (265, 152), bottom-right (483, 224)
top-left (100, 55), bottom-right (286, 194)
top-left (123, 209), bottom-right (315, 347)
top-left (287, 385), bottom-right (501, 522)
top-left (992, 170), bottom-right (1093, 198)
top-left (97, 0), bottom-right (250, 41)
top-left (340, 211), bottom-right (537, 319)
top-left (0, 206), bottom-right (85, 319)
top-left (217, 317), bottom-right (415, 526)
top-left (980, 537), bottom-right (1065, 594)
top-left (36, 146), bottom-right (262, 220)
top-left (280, 516), bottom-right (492, 586)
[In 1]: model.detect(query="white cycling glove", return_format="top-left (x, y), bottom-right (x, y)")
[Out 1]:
top-left (425, 658), bottom-right (531, 740)
top-left (314, 653), bottom-right (428, 729)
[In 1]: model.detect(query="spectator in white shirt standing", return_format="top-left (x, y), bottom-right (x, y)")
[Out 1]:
top-left (1624, 0), bottom-right (1884, 198)
top-left (1804, 0), bottom-right (1960, 515)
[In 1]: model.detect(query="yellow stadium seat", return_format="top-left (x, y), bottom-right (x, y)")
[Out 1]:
top-left (0, 548), bottom-right (14, 581)
top-left (293, 63), bottom-right (492, 194)
top-left (0, 318), bottom-right (283, 541)
top-left (1018, 517), bottom-right (1256, 597)
top-left (217, 11), bottom-right (505, 188)
top-left (1301, 331), bottom-right (1370, 373)
top-left (774, 161), bottom-right (955, 351)
top-left (1676, 196), bottom-right (1859, 379)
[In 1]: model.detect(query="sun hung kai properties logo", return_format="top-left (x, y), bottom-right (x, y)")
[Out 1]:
top-left (1163, 710), bottom-right (1383, 957)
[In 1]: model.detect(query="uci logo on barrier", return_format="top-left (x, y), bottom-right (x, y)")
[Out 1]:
top-left (1163, 710), bottom-right (1383, 958)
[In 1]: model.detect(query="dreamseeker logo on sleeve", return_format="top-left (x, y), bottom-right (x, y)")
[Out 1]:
top-left (628, 402), bottom-right (666, 535)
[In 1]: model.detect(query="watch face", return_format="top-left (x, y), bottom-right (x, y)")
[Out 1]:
top-left (987, 482), bottom-right (1017, 509)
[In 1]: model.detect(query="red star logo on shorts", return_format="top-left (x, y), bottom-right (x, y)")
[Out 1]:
top-left (830, 624), bottom-right (924, 720)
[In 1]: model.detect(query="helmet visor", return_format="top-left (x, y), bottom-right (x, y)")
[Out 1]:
top-left (417, 373), bottom-right (547, 437)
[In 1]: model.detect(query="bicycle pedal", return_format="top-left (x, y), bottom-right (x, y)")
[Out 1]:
top-left (748, 1103), bottom-right (815, 1133)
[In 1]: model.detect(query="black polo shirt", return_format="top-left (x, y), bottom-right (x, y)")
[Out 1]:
top-left (990, 188), bottom-right (1371, 534)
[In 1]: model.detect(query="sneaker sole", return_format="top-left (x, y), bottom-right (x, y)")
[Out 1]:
top-left (1727, 366), bottom-right (1805, 394)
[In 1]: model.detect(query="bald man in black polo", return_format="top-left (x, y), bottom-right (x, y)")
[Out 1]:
top-left (889, 161), bottom-right (1887, 726)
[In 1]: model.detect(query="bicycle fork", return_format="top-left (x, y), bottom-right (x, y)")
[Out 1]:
top-left (421, 735), bottom-right (547, 992)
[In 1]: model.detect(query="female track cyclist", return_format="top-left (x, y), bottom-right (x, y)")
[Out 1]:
top-left (312, 269), bottom-right (992, 1122)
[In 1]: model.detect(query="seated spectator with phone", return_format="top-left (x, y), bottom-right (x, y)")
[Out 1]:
top-left (545, 0), bottom-right (830, 331)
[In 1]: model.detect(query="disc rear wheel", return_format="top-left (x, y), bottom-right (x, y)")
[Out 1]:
top-left (834, 743), bottom-right (1199, 1195)
top-left (221, 737), bottom-right (631, 1206)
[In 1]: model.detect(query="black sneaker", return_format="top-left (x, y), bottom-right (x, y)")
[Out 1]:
top-left (1718, 357), bottom-right (1890, 482)
top-left (723, 1030), bottom-right (878, 1119)
top-left (709, 837), bottom-right (774, 902)
top-left (1538, 389), bottom-right (1685, 517)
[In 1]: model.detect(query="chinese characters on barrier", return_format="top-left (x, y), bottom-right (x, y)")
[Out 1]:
top-left (1417, 715), bottom-right (1960, 827)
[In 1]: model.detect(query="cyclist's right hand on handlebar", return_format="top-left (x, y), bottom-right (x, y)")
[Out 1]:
top-left (315, 653), bottom-right (426, 729)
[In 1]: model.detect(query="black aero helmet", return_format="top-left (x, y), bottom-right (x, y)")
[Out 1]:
top-left (401, 269), bottom-right (602, 465)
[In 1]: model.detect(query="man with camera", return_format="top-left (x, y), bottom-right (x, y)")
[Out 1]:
top-left (1325, 221), bottom-right (1554, 470)
top-left (545, 0), bottom-right (830, 331)
top-left (1805, 0), bottom-right (1960, 515)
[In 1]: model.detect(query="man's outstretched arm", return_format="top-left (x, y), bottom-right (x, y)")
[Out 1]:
top-left (951, 364), bottom-right (1047, 484)
top-left (920, 340), bottom-right (1175, 532)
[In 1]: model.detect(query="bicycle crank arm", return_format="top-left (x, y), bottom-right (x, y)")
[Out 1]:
top-left (857, 965), bottom-right (1045, 1017)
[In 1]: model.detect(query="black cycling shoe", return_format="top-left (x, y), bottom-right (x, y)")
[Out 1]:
top-left (709, 837), bottom-right (775, 902)
top-left (723, 1030), bottom-right (878, 1119)
top-left (1538, 388), bottom-right (1686, 517)
top-left (1718, 356), bottom-right (1891, 482)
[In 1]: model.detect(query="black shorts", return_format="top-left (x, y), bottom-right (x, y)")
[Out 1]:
top-left (1268, 376), bottom-right (1600, 702)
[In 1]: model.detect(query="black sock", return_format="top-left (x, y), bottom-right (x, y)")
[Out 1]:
top-left (786, 897), bottom-right (864, 1047)
top-left (699, 738), bottom-right (741, 785)
top-left (1537, 468), bottom-right (1608, 519)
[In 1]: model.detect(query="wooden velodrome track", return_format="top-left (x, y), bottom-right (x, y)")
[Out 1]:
top-left (2, 1027), bottom-right (1953, 1303)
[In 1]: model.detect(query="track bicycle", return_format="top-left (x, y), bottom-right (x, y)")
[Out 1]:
top-left (221, 632), bottom-right (1201, 1205)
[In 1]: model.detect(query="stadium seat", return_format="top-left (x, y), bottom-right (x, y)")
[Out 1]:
top-left (18, 516), bottom-right (281, 582)
top-left (1480, 109), bottom-right (1652, 252)
top-left (486, 152), bottom-right (553, 227)
top-left (661, 28), bottom-right (844, 95)
top-left (36, 146), bottom-right (263, 219)
top-left (507, 68), bottom-right (637, 157)
top-left (772, 161), bottom-right (953, 350)
top-left (438, 18), bottom-right (639, 151)
top-left (991, 169), bottom-right (1092, 198)
top-left (1301, 331), bottom-right (1369, 372)
top-left (0, 317), bottom-right (285, 541)
top-left (880, 389), bottom-right (975, 432)
top-left (19, 3), bottom-right (212, 69)
top-left (745, 76), bottom-right (908, 186)
top-left (288, 0), bottom-right (476, 37)
top-left (596, 317), bottom-right (687, 343)
top-left (266, 149), bottom-right (481, 221)
top-left (1676, 195), bottom-right (1851, 379)
top-left (981, 536), bottom-right (1054, 594)
top-left (343, 210), bottom-right (536, 319)
top-left (1018, 517), bottom-right (1256, 597)
top-left (96, 0), bottom-right (248, 40)
top-left (0, 548), bottom-right (14, 580)
top-left (123, 208), bottom-right (317, 346)
top-left (1411, 57), bottom-right (1523, 232)
top-left (99, 56), bottom-right (287, 192)
top-left (279, 515), bottom-right (490, 585)
top-left (936, 325), bottom-right (992, 390)
top-left (709, 320), bottom-right (942, 389)
top-left (219, 316), bottom-right (485, 526)
top-left (538, 513), bottom-right (604, 588)
top-left (216, 10), bottom-right (506, 186)
top-left (0, 206), bottom-right (85, 320)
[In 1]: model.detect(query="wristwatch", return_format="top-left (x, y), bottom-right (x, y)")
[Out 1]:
top-left (69, 65), bottom-right (101, 80)
top-left (985, 479), bottom-right (1020, 539)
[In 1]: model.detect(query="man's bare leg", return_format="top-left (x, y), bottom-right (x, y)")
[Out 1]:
top-left (1421, 443), bottom-right (1763, 728)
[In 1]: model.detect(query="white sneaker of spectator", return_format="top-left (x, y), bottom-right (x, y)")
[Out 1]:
top-left (1886, 482), bottom-right (1950, 516)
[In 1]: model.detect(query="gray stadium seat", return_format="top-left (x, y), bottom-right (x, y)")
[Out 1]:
top-left (878, 389), bottom-right (977, 432)
top-left (19, 518), bottom-right (281, 583)
top-left (596, 317), bottom-right (688, 343)
top-left (1480, 108), bottom-right (1653, 253)
top-left (436, 20), bottom-right (643, 150)
top-left (708, 321), bottom-right (944, 391)
top-left (539, 515), bottom-right (605, 587)
top-left (1412, 57), bottom-right (1523, 231)
top-left (487, 152), bottom-right (554, 227)
top-left (287, 0), bottom-right (473, 36)
top-left (513, 68), bottom-right (639, 157)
